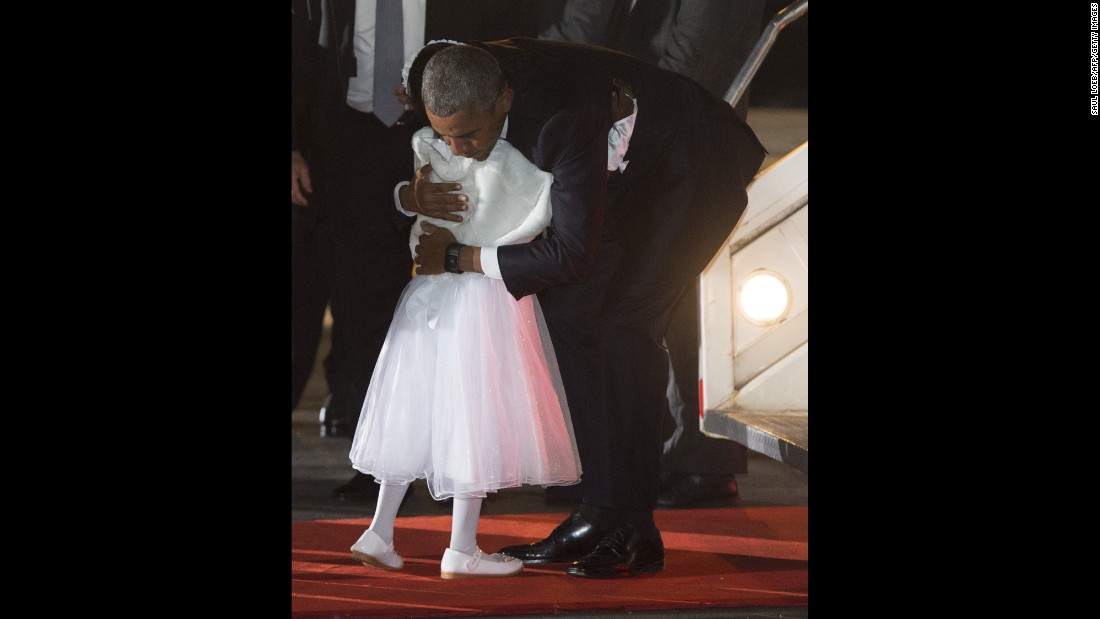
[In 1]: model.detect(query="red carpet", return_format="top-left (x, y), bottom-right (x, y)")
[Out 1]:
top-left (291, 507), bottom-right (808, 617)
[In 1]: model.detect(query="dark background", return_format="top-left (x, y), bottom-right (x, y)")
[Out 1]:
top-left (751, 0), bottom-right (809, 108)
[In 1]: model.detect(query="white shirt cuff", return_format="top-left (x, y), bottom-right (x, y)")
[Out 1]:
top-left (393, 181), bottom-right (416, 216)
top-left (480, 246), bottom-right (502, 279)
top-left (607, 97), bottom-right (638, 172)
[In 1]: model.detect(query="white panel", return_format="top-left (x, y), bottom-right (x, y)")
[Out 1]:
top-left (785, 204), bottom-right (808, 252)
top-left (734, 343), bottom-right (809, 411)
top-left (729, 143), bottom-right (808, 247)
top-left (699, 263), bottom-right (733, 411)
top-left (698, 142), bottom-right (808, 415)
top-left (732, 309), bottom-right (807, 390)
top-left (730, 205), bottom-right (808, 358)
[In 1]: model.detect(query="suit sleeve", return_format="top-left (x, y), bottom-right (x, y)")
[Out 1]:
top-left (539, 0), bottom-right (617, 46)
top-left (291, 0), bottom-right (318, 154)
top-left (496, 106), bottom-right (609, 300)
top-left (660, 0), bottom-right (761, 100)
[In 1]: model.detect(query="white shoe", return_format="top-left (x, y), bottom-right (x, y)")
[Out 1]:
top-left (350, 530), bottom-right (403, 571)
top-left (440, 547), bottom-right (523, 579)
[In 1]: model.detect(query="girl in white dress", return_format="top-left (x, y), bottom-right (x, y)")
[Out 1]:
top-left (348, 124), bottom-right (582, 579)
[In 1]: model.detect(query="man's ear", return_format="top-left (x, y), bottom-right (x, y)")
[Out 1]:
top-left (496, 86), bottom-right (514, 115)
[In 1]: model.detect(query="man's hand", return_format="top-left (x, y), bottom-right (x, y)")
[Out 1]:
top-left (396, 84), bottom-right (413, 106)
top-left (292, 150), bottom-right (312, 206)
top-left (401, 163), bottom-right (467, 222)
top-left (414, 221), bottom-right (457, 275)
top-left (611, 77), bottom-right (635, 122)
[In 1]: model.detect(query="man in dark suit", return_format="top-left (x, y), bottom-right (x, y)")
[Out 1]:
top-left (539, 0), bottom-right (766, 508)
top-left (402, 40), bottom-right (765, 578)
top-left (290, 0), bottom-right (539, 499)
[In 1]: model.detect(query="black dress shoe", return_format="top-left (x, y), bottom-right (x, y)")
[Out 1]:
top-left (497, 510), bottom-right (612, 564)
top-left (656, 473), bottom-right (740, 508)
top-left (319, 394), bottom-right (356, 438)
top-left (566, 525), bottom-right (665, 579)
top-left (332, 472), bottom-right (381, 501)
top-left (322, 417), bottom-right (357, 438)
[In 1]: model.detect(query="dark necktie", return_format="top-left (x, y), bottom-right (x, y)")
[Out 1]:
top-left (373, 0), bottom-right (405, 126)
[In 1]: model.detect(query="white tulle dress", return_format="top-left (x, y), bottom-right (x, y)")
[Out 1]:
top-left (349, 127), bottom-right (582, 500)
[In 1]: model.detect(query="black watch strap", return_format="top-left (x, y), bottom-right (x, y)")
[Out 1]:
top-left (444, 243), bottom-right (465, 274)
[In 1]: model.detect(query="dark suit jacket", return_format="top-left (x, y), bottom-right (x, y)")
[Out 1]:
top-left (538, 0), bottom-right (765, 116)
top-left (471, 38), bottom-right (765, 301)
top-left (616, 0), bottom-right (763, 113)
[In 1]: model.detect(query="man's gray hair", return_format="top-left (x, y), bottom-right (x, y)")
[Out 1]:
top-left (421, 45), bottom-right (504, 117)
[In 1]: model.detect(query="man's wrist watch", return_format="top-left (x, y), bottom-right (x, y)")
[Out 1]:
top-left (445, 243), bottom-right (465, 274)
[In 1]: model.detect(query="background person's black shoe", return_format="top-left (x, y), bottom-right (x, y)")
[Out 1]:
top-left (321, 417), bottom-right (356, 438)
top-left (566, 525), bottom-right (665, 579)
top-left (318, 394), bottom-right (357, 438)
top-left (497, 510), bottom-right (611, 564)
top-left (332, 472), bottom-right (381, 501)
top-left (656, 473), bottom-right (740, 508)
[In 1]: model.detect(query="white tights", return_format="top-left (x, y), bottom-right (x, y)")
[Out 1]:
top-left (366, 481), bottom-right (484, 556)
